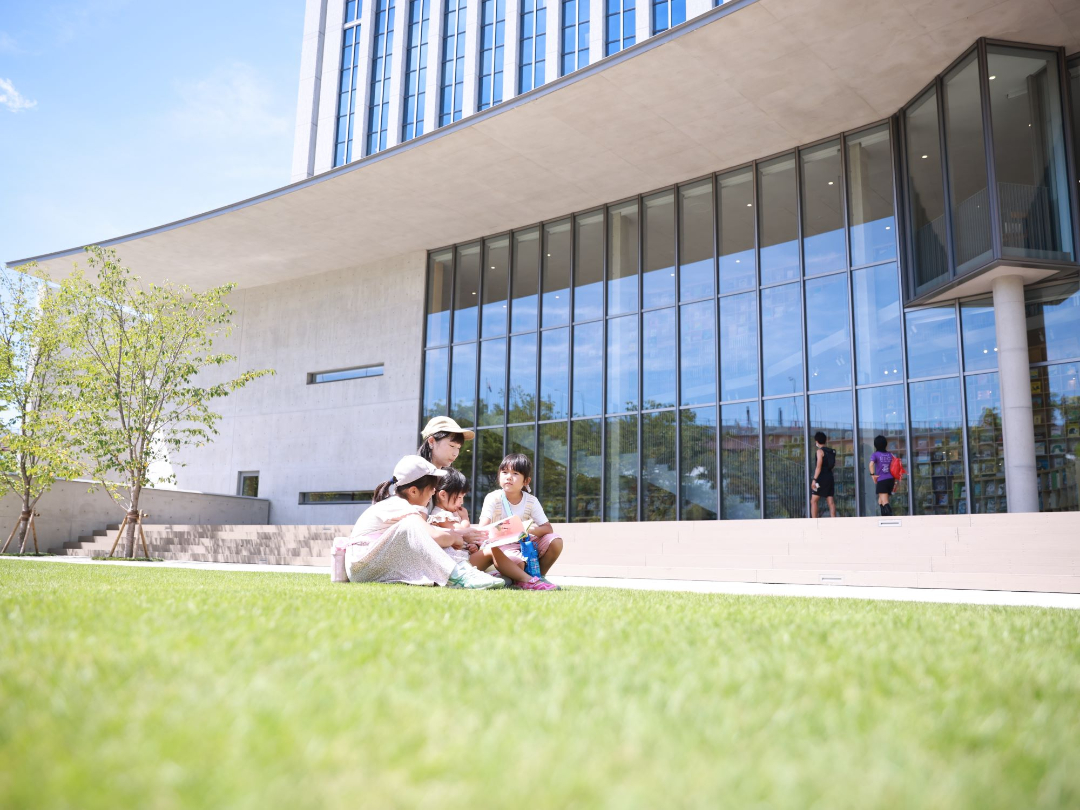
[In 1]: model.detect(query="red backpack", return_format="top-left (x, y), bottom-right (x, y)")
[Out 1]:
top-left (889, 455), bottom-right (906, 481)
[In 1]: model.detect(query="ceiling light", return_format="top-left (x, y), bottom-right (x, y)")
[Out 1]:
top-left (989, 75), bottom-right (996, 80)
top-left (885, 226), bottom-right (891, 230)
top-left (471, 291), bottom-right (476, 295)
top-left (747, 203), bottom-right (752, 207)
top-left (491, 266), bottom-right (495, 269)
top-left (735, 259), bottom-right (741, 263)
top-left (921, 155), bottom-right (928, 159)
top-left (828, 181), bottom-right (834, 185)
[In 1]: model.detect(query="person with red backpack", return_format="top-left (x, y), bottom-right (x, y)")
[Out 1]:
top-left (869, 435), bottom-right (905, 516)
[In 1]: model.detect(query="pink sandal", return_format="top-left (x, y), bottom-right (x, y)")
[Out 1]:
top-left (513, 576), bottom-right (557, 591)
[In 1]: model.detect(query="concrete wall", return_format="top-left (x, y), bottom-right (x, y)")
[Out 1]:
top-left (0, 480), bottom-right (269, 553)
top-left (171, 250), bottom-right (428, 526)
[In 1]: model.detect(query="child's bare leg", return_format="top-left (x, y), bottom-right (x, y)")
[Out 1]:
top-left (491, 547), bottom-right (530, 582)
top-left (469, 546), bottom-right (494, 571)
top-left (539, 535), bottom-right (563, 576)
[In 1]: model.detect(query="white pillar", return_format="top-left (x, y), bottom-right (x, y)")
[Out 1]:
top-left (635, 0), bottom-right (650, 44)
top-left (545, 0), bottom-right (560, 81)
top-left (313, 0), bottom-right (347, 174)
top-left (991, 274), bottom-right (1039, 513)
top-left (589, 0), bottom-right (603, 62)
top-left (291, 0), bottom-right (328, 182)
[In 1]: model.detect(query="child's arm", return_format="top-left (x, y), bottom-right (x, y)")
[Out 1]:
top-left (422, 521), bottom-right (465, 549)
top-left (528, 521), bottom-right (553, 538)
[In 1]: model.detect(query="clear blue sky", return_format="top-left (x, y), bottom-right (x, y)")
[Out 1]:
top-left (0, 0), bottom-right (305, 267)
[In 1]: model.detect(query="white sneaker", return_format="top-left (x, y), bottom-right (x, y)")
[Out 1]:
top-left (447, 561), bottom-right (505, 589)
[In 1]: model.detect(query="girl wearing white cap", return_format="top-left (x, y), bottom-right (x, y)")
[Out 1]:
top-left (418, 416), bottom-right (476, 522)
top-left (343, 455), bottom-right (503, 588)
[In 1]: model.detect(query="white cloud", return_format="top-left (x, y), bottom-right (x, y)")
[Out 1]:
top-left (0, 78), bottom-right (36, 113)
top-left (167, 62), bottom-right (291, 142)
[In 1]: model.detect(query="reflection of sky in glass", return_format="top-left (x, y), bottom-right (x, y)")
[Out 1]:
top-left (642, 307), bottom-right (676, 408)
top-left (508, 333), bottom-right (537, 423)
top-left (758, 155), bottom-right (799, 285)
top-left (607, 315), bottom-right (638, 413)
top-left (680, 301), bottom-right (715, 405)
top-left (720, 292), bottom-right (758, 401)
top-left (905, 306), bottom-right (959, 378)
top-left (853, 263), bottom-right (902, 385)
top-left (679, 180), bottom-right (714, 301)
top-left (572, 321), bottom-right (603, 417)
top-left (762, 283), bottom-right (803, 396)
top-left (539, 327), bottom-right (569, 420)
top-left (961, 299), bottom-right (997, 372)
top-left (478, 338), bottom-right (506, 425)
top-left (423, 348), bottom-right (448, 421)
top-left (511, 229), bottom-right (539, 333)
top-left (450, 342), bottom-right (477, 426)
top-left (806, 273), bottom-right (851, 391)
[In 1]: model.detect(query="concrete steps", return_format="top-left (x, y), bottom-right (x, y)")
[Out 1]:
top-left (46, 513), bottom-right (1080, 593)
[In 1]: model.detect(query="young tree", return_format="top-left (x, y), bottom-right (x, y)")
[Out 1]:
top-left (0, 266), bottom-right (82, 553)
top-left (57, 247), bottom-right (273, 558)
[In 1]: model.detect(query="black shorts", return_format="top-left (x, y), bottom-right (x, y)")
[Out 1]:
top-left (812, 478), bottom-right (835, 498)
top-left (875, 478), bottom-right (896, 495)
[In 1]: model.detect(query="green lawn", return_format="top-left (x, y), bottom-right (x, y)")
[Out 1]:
top-left (1, 560), bottom-right (1078, 809)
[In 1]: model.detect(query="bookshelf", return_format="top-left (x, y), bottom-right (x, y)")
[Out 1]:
top-left (910, 379), bottom-right (967, 514)
top-left (1031, 364), bottom-right (1080, 513)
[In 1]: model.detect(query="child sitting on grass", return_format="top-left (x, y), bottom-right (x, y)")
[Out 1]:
top-left (428, 467), bottom-right (477, 568)
top-left (478, 453), bottom-right (564, 591)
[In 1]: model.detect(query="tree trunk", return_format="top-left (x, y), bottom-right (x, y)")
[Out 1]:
top-left (16, 496), bottom-right (31, 554)
top-left (125, 486), bottom-right (142, 558)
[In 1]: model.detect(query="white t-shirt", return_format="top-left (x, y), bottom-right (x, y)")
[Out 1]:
top-left (479, 491), bottom-right (549, 526)
top-left (350, 497), bottom-right (427, 538)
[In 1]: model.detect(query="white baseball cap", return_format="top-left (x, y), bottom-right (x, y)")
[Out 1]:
top-left (420, 415), bottom-right (476, 441)
top-left (392, 455), bottom-right (447, 489)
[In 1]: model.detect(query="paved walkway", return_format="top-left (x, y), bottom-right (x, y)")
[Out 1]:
top-left (9, 555), bottom-right (1080, 609)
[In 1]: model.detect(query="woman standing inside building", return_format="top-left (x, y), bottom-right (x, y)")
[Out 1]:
top-left (869, 435), bottom-right (896, 516)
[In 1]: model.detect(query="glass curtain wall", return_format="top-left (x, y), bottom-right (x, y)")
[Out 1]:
top-left (651, 0), bottom-right (684, 34)
top-left (421, 114), bottom-right (1080, 520)
top-left (366, 0), bottom-right (396, 155)
top-left (605, 0), bottom-right (635, 56)
top-left (561, 0), bottom-right (589, 76)
top-left (401, 0), bottom-right (430, 141)
top-left (440, 0), bottom-right (468, 125)
top-left (477, 0), bottom-right (506, 110)
top-left (334, 4), bottom-right (363, 166)
top-left (519, 0), bottom-right (547, 92)
top-left (901, 42), bottom-right (1077, 298)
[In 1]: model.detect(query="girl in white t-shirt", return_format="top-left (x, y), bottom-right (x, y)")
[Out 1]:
top-left (344, 455), bottom-right (502, 589)
top-left (477, 453), bottom-right (564, 591)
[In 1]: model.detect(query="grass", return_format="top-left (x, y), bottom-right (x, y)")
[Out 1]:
top-left (1, 560), bottom-right (1078, 810)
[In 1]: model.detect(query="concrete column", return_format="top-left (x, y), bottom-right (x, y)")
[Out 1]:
top-left (685, 0), bottom-right (711, 21)
top-left (991, 274), bottom-right (1039, 512)
top-left (291, 0), bottom-right (328, 182)
top-left (385, 0), bottom-right (411, 148)
top-left (313, 0), bottom-right (346, 174)
top-left (423, 0), bottom-right (445, 131)
top-left (545, 0), bottom-right (560, 82)
top-left (589, 0), bottom-right (603, 62)
top-left (635, 0), bottom-right (650, 44)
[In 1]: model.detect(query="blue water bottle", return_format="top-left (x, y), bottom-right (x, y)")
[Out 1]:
top-left (520, 536), bottom-right (541, 578)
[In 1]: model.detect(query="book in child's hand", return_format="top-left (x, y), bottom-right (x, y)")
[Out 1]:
top-left (482, 514), bottom-right (526, 549)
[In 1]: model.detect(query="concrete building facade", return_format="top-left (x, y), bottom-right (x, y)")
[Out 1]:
top-left (10, 0), bottom-right (1080, 531)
